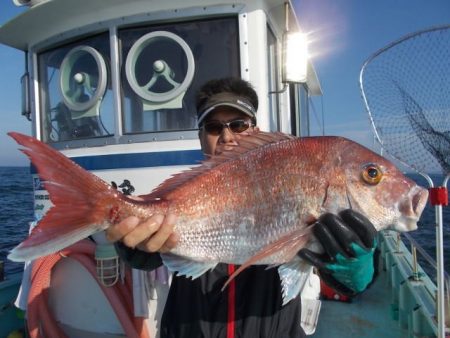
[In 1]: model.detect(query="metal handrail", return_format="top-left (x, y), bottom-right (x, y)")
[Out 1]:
top-left (402, 232), bottom-right (450, 281)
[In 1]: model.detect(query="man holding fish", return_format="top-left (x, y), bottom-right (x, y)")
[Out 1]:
top-left (106, 77), bottom-right (380, 337)
top-left (10, 76), bottom-right (428, 337)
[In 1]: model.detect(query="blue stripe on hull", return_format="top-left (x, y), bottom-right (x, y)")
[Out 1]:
top-left (30, 149), bottom-right (204, 173)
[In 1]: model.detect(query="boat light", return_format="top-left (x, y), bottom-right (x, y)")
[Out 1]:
top-left (283, 32), bottom-right (308, 83)
top-left (95, 243), bottom-right (119, 287)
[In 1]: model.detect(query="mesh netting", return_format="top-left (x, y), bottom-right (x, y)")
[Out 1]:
top-left (360, 25), bottom-right (450, 175)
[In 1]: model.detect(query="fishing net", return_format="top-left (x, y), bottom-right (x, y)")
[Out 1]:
top-left (360, 25), bottom-right (450, 337)
top-left (360, 25), bottom-right (450, 176)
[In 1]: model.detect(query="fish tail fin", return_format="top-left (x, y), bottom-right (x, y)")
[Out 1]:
top-left (8, 132), bottom-right (122, 262)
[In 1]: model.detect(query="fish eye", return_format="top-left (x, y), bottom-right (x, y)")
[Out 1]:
top-left (361, 164), bottom-right (383, 185)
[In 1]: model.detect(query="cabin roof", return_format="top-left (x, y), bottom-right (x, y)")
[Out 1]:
top-left (0, 0), bottom-right (294, 51)
top-left (0, 0), bottom-right (321, 95)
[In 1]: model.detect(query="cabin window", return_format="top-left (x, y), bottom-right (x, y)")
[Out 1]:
top-left (38, 33), bottom-right (114, 143)
top-left (288, 83), bottom-right (310, 137)
top-left (119, 17), bottom-right (240, 135)
top-left (267, 26), bottom-right (280, 132)
top-left (297, 84), bottom-right (310, 136)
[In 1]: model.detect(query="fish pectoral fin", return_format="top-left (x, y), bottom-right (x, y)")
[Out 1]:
top-left (221, 226), bottom-right (313, 293)
top-left (278, 257), bottom-right (313, 305)
top-left (161, 253), bottom-right (217, 279)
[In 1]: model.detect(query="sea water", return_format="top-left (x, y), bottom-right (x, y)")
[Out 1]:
top-left (0, 167), bottom-right (449, 277)
top-left (0, 167), bottom-right (34, 276)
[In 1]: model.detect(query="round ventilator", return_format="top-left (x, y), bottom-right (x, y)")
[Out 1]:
top-left (59, 45), bottom-right (107, 112)
top-left (125, 31), bottom-right (195, 103)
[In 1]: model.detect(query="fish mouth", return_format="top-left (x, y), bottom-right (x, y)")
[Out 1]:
top-left (397, 215), bottom-right (420, 231)
top-left (411, 186), bottom-right (429, 218)
top-left (395, 186), bottom-right (429, 232)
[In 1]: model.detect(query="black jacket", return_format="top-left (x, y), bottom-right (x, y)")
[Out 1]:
top-left (116, 242), bottom-right (306, 338)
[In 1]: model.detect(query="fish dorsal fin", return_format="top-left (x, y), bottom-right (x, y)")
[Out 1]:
top-left (141, 131), bottom-right (296, 200)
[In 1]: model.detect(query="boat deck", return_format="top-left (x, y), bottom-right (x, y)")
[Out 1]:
top-left (313, 270), bottom-right (408, 337)
top-left (313, 230), bottom-right (440, 338)
top-left (0, 272), bottom-right (24, 337)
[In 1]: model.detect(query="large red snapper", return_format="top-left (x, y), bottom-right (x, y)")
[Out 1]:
top-left (7, 131), bottom-right (428, 304)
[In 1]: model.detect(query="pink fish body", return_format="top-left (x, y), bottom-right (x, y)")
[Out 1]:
top-left (7, 132), bottom-right (428, 303)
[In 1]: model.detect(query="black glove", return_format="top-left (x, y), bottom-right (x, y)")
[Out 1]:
top-left (298, 209), bottom-right (377, 296)
top-left (115, 241), bottom-right (163, 271)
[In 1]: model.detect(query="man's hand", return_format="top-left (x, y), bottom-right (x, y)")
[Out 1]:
top-left (298, 209), bottom-right (377, 296)
top-left (105, 213), bottom-right (179, 253)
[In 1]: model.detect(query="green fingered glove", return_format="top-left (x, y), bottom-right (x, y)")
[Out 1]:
top-left (298, 209), bottom-right (378, 296)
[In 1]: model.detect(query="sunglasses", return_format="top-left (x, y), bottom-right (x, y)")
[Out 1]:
top-left (201, 119), bottom-right (254, 135)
